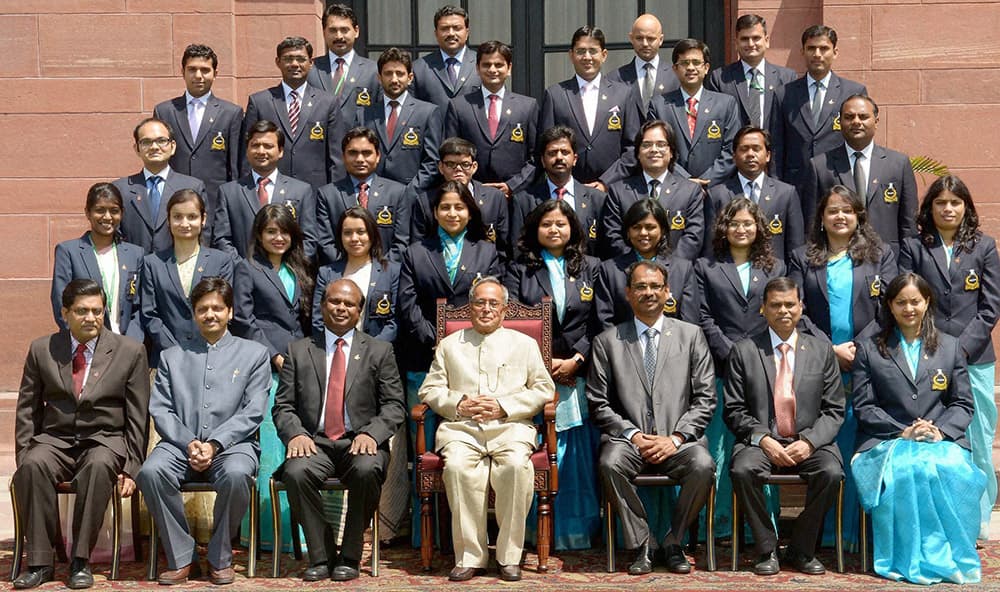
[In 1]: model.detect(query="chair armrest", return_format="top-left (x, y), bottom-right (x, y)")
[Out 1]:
top-left (412, 403), bottom-right (429, 456)
top-left (541, 398), bottom-right (559, 493)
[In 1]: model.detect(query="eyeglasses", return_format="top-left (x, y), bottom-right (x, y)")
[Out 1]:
top-left (639, 141), bottom-right (670, 150)
top-left (471, 299), bottom-right (504, 310)
top-left (675, 59), bottom-right (705, 68)
top-left (138, 137), bottom-right (173, 150)
top-left (441, 160), bottom-right (475, 171)
top-left (727, 221), bottom-right (756, 230)
top-left (279, 55), bottom-right (310, 64)
top-left (630, 283), bottom-right (665, 292)
top-left (70, 307), bottom-right (105, 317)
top-left (573, 47), bottom-right (603, 57)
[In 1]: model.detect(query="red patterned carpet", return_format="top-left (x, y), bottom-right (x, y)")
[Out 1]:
top-left (2, 540), bottom-right (999, 591)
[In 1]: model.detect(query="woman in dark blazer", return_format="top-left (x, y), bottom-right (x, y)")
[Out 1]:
top-left (51, 182), bottom-right (144, 340)
top-left (695, 197), bottom-right (785, 540)
top-left (140, 188), bottom-right (234, 367)
top-left (232, 203), bottom-right (313, 553)
top-left (594, 198), bottom-right (697, 329)
top-left (787, 184), bottom-right (896, 549)
top-left (898, 174), bottom-right (1000, 540)
top-left (312, 206), bottom-right (400, 342)
top-left (852, 273), bottom-right (983, 584)
top-left (505, 199), bottom-right (601, 550)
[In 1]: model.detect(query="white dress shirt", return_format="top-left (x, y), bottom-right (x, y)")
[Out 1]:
top-left (576, 73), bottom-right (602, 135)
top-left (320, 328), bottom-right (355, 432)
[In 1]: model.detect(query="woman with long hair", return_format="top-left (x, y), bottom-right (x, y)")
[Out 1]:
top-left (505, 199), bottom-right (601, 550)
top-left (852, 272), bottom-right (984, 584)
top-left (899, 174), bottom-right (1000, 540)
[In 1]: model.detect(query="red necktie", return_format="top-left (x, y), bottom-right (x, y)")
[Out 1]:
top-left (686, 96), bottom-right (698, 139)
top-left (257, 177), bottom-right (270, 206)
top-left (386, 100), bottom-right (400, 141)
top-left (554, 186), bottom-right (566, 200)
top-left (288, 90), bottom-right (300, 137)
top-left (72, 342), bottom-right (87, 398)
top-left (332, 57), bottom-right (346, 96)
top-left (774, 343), bottom-right (796, 437)
top-left (324, 338), bottom-right (347, 440)
top-left (487, 94), bottom-right (500, 139)
top-left (357, 182), bottom-right (369, 209)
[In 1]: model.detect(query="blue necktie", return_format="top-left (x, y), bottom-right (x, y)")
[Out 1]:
top-left (446, 57), bottom-right (459, 87)
top-left (147, 175), bottom-right (162, 218)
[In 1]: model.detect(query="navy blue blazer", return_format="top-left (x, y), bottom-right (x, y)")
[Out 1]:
top-left (594, 252), bottom-right (698, 329)
top-left (211, 172), bottom-right (318, 261)
top-left (315, 174), bottom-right (412, 266)
top-left (694, 255), bottom-right (787, 367)
top-left (852, 332), bottom-right (974, 453)
top-left (800, 144), bottom-right (917, 252)
top-left (703, 174), bottom-right (804, 263)
top-left (772, 73), bottom-right (867, 187)
top-left (607, 56), bottom-right (680, 117)
top-left (114, 170), bottom-right (207, 254)
top-left (411, 181), bottom-right (508, 253)
top-left (538, 75), bottom-right (641, 185)
top-left (788, 244), bottom-right (897, 340)
top-left (312, 258), bottom-right (400, 342)
top-left (444, 89), bottom-right (539, 193)
top-left (231, 255), bottom-right (307, 362)
top-left (153, 93), bottom-right (244, 207)
top-left (899, 235), bottom-right (1000, 365)
top-left (411, 48), bottom-right (481, 107)
top-left (504, 256), bottom-right (601, 360)
top-left (51, 233), bottom-right (145, 340)
top-left (648, 88), bottom-right (740, 184)
top-left (602, 172), bottom-right (705, 260)
top-left (241, 84), bottom-right (340, 190)
top-left (508, 179), bottom-right (607, 260)
top-left (397, 238), bottom-right (501, 371)
top-left (140, 246), bottom-right (234, 365)
top-left (705, 60), bottom-right (797, 133)
top-left (307, 54), bottom-right (380, 111)
top-left (352, 93), bottom-right (443, 191)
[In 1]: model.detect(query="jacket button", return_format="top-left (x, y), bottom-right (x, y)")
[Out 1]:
top-left (912, 394), bottom-right (918, 400)
top-left (205, 385), bottom-right (212, 390)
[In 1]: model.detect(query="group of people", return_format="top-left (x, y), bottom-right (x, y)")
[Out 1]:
top-left (12, 2), bottom-right (995, 589)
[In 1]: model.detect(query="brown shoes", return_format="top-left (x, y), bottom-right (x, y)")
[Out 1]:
top-left (157, 564), bottom-right (192, 586)
top-left (209, 565), bottom-right (236, 585)
top-left (448, 566), bottom-right (486, 581)
top-left (498, 564), bottom-right (522, 581)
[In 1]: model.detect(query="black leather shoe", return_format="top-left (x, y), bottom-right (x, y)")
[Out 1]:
top-left (302, 564), bottom-right (330, 582)
top-left (498, 564), bottom-right (521, 582)
top-left (331, 564), bottom-right (360, 581)
top-left (753, 551), bottom-right (780, 576)
top-left (13, 566), bottom-right (54, 590)
top-left (663, 544), bottom-right (691, 574)
top-left (448, 566), bottom-right (485, 581)
top-left (627, 542), bottom-right (653, 575)
top-left (783, 549), bottom-right (825, 575)
top-left (68, 559), bottom-right (94, 589)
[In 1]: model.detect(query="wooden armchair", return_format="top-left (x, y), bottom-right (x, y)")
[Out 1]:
top-left (411, 297), bottom-right (558, 572)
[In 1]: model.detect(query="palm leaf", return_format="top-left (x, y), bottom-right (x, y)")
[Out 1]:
top-left (909, 155), bottom-right (949, 177)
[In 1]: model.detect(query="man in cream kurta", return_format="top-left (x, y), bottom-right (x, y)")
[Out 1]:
top-left (419, 278), bottom-right (554, 582)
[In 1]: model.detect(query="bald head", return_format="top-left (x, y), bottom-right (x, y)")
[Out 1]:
top-left (630, 14), bottom-right (664, 63)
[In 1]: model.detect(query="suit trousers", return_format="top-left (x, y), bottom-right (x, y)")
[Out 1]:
top-left (279, 438), bottom-right (387, 566)
top-left (441, 439), bottom-right (535, 568)
top-left (13, 441), bottom-right (123, 565)
top-left (730, 444), bottom-right (843, 555)
top-left (137, 443), bottom-right (257, 570)
top-left (599, 438), bottom-right (715, 549)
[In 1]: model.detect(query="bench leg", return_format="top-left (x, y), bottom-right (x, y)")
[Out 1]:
top-left (730, 489), bottom-right (740, 571)
top-left (605, 499), bottom-right (615, 573)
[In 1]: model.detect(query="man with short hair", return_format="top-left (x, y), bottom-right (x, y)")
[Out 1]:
top-left (410, 137), bottom-right (508, 250)
top-left (704, 126), bottom-right (804, 262)
top-left (419, 278), bottom-right (554, 582)
top-left (411, 5), bottom-right (481, 107)
top-left (13, 279), bottom-right (150, 590)
top-left (212, 119), bottom-right (317, 260)
top-left (588, 260), bottom-right (716, 576)
top-left (315, 126), bottom-right (412, 265)
top-left (353, 47), bottom-right (442, 192)
top-left (724, 276), bottom-right (845, 576)
top-left (138, 277), bottom-right (270, 586)
top-left (799, 94), bottom-right (916, 251)
top-left (773, 25), bottom-right (867, 187)
top-left (539, 26), bottom-right (642, 190)
top-left (308, 3), bottom-right (380, 107)
top-left (242, 37), bottom-right (340, 190)
top-left (154, 44), bottom-right (244, 221)
top-left (608, 14), bottom-right (679, 115)
top-left (444, 40), bottom-right (538, 196)
top-left (273, 279), bottom-right (406, 582)
top-left (508, 125), bottom-right (606, 258)
top-left (648, 38), bottom-right (740, 186)
top-left (705, 15), bottom-right (796, 134)
top-left (114, 118), bottom-right (207, 253)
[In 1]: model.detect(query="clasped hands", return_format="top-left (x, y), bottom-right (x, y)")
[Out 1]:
top-left (631, 432), bottom-right (679, 465)
top-left (187, 439), bottom-right (219, 472)
top-left (458, 394), bottom-right (507, 423)
top-left (760, 435), bottom-right (814, 467)
top-left (285, 432), bottom-right (379, 457)
top-left (550, 357), bottom-right (579, 386)
top-left (901, 418), bottom-right (943, 443)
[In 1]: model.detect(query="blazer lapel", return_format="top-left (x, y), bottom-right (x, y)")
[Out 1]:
top-left (78, 234), bottom-right (102, 280)
top-left (258, 256), bottom-right (294, 306)
top-left (887, 335), bottom-right (917, 388)
top-left (833, 147), bottom-right (855, 189)
top-left (535, 266), bottom-right (555, 299)
top-left (652, 320), bottom-right (678, 389)
top-left (427, 241), bottom-right (453, 290)
top-left (565, 84), bottom-right (591, 139)
top-left (308, 335), bottom-right (328, 424)
top-left (193, 98), bottom-right (221, 148)
top-left (470, 92), bottom-right (494, 142)
top-left (865, 146), bottom-right (887, 203)
top-left (56, 332), bottom-right (76, 398)
top-left (240, 177), bottom-right (261, 214)
top-left (812, 263), bottom-right (830, 305)
top-left (174, 98), bottom-right (195, 149)
top-left (128, 175), bottom-right (155, 231)
top-left (190, 248), bottom-right (209, 288)
top-left (81, 332), bottom-right (114, 400)
top-left (798, 81), bottom-right (818, 134)
top-left (757, 338), bottom-right (777, 397)
top-left (622, 324), bottom-right (650, 394)
top-left (928, 238), bottom-right (952, 284)
top-left (690, 93), bottom-right (714, 148)
top-left (762, 64), bottom-right (780, 127)
top-left (733, 66), bottom-right (753, 119)
top-left (429, 54), bottom-right (454, 94)
top-left (270, 87), bottom-right (295, 141)
top-left (719, 260), bottom-right (748, 304)
top-left (672, 95), bottom-right (693, 147)
top-left (344, 333), bottom-right (367, 403)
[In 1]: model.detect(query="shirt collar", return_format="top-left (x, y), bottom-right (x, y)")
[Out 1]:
top-left (546, 177), bottom-right (576, 199)
top-left (325, 327), bottom-right (355, 350)
top-left (481, 85), bottom-right (506, 101)
top-left (642, 170), bottom-right (668, 186)
top-left (440, 46), bottom-right (466, 64)
top-left (681, 86), bottom-right (703, 104)
top-left (636, 55), bottom-right (660, 73)
top-left (252, 169), bottom-right (279, 185)
top-left (768, 328), bottom-right (798, 352)
top-left (384, 91), bottom-right (408, 108)
top-left (70, 334), bottom-right (98, 354)
top-left (281, 80), bottom-right (308, 100)
top-left (329, 49), bottom-right (355, 67)
top-left (185, 90), bottom-right (212, 105)
top-left (740, 58), bottom-right (766, 77)
top-left (205, 330), bottom-right (234, 349)
top-left (634, 315), bottom-right (666, 338)
top-left (351, 174), bottom-right (375, 188)
top-left (807, 70), bottom-right (833, 89)
top-left (844, 141), bottom-right (875, 159)
top-left (738, 171), bottom-right (765, 189)
top-left (143, 166), bottom-right (171, 181)
top-left (576, 73), bottom-right (602, 91)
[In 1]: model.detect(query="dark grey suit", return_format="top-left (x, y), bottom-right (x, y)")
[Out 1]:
top-left (352, 94), bottom-right (443, 191)
top-left (315, 174), bottom-right (412, 265)
top-left (307, 53), bottom-right (380, 110)
top-left (587, 317), bottom-right (716, 549)
top-left (703, 174), bottom-right (804, 263)
top-left (231, 255), bottom-right (307, 362)
top-left (411, 48), bottom-right (481, 107)
top-left (114, 170), bottom-right (207, 254)
top-left (607, 56), bottom-right (680, 118)
top-left (705, 60), bottom-right (797, 132)
top-left (602, 172), bottom-right (705, 260)
top-left (648, 88), bottom-right (740, 184)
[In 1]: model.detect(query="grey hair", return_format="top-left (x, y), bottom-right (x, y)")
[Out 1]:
top-left (469, 275), bottom-right (509, 304)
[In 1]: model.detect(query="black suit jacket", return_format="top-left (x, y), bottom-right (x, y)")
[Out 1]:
top-left (444, 89), bottom-right (539, 193)
top-left (411, 181), bottom-right (508, 254)
top-left (705, 60), bottom-right (797, 132)
top-left (723, 330), bottom-right (844, 456)
top-left (114, 170), bottom-right (207, 254)
top-left (16, 330), bottom-right (150, 477)
top-left (231, 255), bottom-right (307, 362)
top-left (312, 259), bottom-right (400, 342)
top-left (595, 252), bottom-right (698, 329)
top-left (602, 172), bottom-right (705, 260)
top-left (411, 48), bottom-right (481, 107)
top-left (508, 179), bottom-right (607, 260)
top-left (899, 235), bottom-right (1000, 365)
top-left (352, 94), bottom-right (443, 191)
top-left (607, 56), bottom-right (680, 117)
top-left (648, 88), bottom-right (740, 184)
top-left (799, 144), bottom-right (918, 251)
top-left (307, 53), bottom-right (380, 111)
top-left (273, 331), bottom-right (406, 448)
top-left (315, 174), bottom-right (413, 265)
top-left (704, 174), bottom-right (804, 263)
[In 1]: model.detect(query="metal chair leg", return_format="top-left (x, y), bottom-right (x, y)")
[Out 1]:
top-left (147, 507), bottom-right (159, 581)
top-left (270, 479), bottom-right (281, 578)
top-left (835, 480), bottom-right (844, 573)
top-left (605, 499), bottom-right (615, 573)
top-left (730, 489), bottom-right (740, 571)
top-left (248, 483), bottom-right (258, 578)
top-left (706, 483), bottom-right (716, 571)
top-left (111, 483), bottom-right (122, 580)
top-left (860, 507), bottom-right (868, 573)
top-left (10, 481), bottom-right (22, 581)
top-left (371, 509), bottom-right (380, 577)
